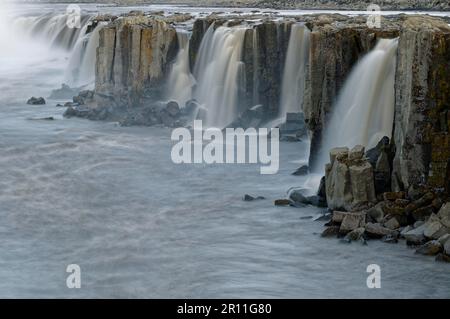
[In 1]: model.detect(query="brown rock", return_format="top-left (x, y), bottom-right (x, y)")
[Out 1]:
top-left (321, 226), bottom-right (340, 238)
top-left (340, 212), bottom-right (366, 233)
top-left (274, 199), bottom-right (291, 206)
top-left (383, 192), bottom-right (406, 201)
top-left (415, 241), bottom-right (442, 256)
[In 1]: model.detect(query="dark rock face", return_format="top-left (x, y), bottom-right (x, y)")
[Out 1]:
top-left (27, 97), bottom-right (46, 105)
top-left (392, 17), bottom-right (450, 195)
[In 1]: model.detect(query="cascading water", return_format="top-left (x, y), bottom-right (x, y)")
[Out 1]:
top-left (315, 38), bottom-right (399, 172)
top-left (165, 30), bottom-right (195, 108)
top-left (193, 24), bottom-right (248, 128)
top-left (65, 22), bottom-right (106, 88)
top-left (279, 24), bottom-right (310, 119)
top-left (11, 12), bottom-right (98, 88)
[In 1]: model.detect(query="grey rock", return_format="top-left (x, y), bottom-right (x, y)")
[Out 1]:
top-left (403, 224), bottom-right (426, 245)
top-left (292, 165), bottom-right (309, 176)
top-left (27, 97), bottom-right (46, 105)
top-left (340, 212), bottom-right (366, 233)
top-left (365, 222), bottom-right (397, 238)
top-left (415, 241), bottom-right (442, 256)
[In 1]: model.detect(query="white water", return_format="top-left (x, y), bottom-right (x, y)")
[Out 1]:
top-left (193, 25), bottom-right (248, 128)
top-left (66, 22), bottom-right (105, 88)
top-left (279, 24), bottom-right (310, 118)
top-left (10, 10), bottom-right (97, 88)
top-left (315, 38), bottom-right (398, 172)
top-left (165, 30), bottom-right (195, 108)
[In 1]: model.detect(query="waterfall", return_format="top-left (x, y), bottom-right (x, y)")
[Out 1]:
top-left (11, 13), bottom-right (98, 88)
top-left (193, 24), bottom-right (248, 128)
top-left (315, 38), bottom-right (399, 172)
top-left (65, 22), bottom-right (106, 88)
top-left (279, 24), bottom-right (310, 118)
top-left (252, 27), bottom-right (260, 106)
top-left (165, 30), bottom-right (195, 108)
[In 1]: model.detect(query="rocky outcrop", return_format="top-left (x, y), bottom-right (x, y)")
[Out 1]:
top-left (325, 146), bottom-right (377, 211)
top-left (392, 17), bottom-right (450, 195)
top-left (95, 14), bottom-right (186, 110)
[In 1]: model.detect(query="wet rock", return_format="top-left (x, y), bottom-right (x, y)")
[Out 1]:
top-left (340, 212), bottom-right (366, 233)
top-left (366, 201), bottom-right (385, 223)
top-left (274, 199), bottom-right (291, 206)
top-left (423, 214), bottom-right (449, 240)
top-left (384, 217), bottom-right (400, 230)
top-left (279, 112), bottom-right (307, 137)
top-left (289, 189), bottom-right (326, 207)
top-left (344, 227), bottom-right (365, 241)
top-left (437, 202), bottom-right (450, 228)
top-left (403, 224), bottom-right (427, 245)
top-left (27, 97), bottom-right (46, 105)
top-left (445, 239), bottom-right (450, 256)
top-left (49, 84), bottom-right (79, 99)
top-left (415, 241), bottom-right (442, 256)
top-left (437, 234), bottom-right (450, 247)
top-left (166, 101), bottom-right (180, 117)
top-left (435, 253), bottom-right (450, 263)
top-left (317, 176), bottom-right (326, 199)
top-left (382, 234), bottom-right (399, 244)
top-left (243, 194), bottom-right (265, 201)
top-left (331, 211), bottom-right (347, 224)
top-left (365, 222), bottom-right (397, 238)
top-left (321, 226), bottom-right (340, 238)
top-left (292, 165), bottom-right (309, 176)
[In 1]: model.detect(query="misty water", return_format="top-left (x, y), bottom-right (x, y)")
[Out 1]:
top-left (0, 3), bottom-right (449, 298)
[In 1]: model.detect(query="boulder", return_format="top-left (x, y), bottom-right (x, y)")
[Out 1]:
top-left (384, 217), bottom-right (400, 230)
top-left (332, 211), bottom-right (347, 224)
top-left (445, 239), bottom-right (450, 256)
top-left (403, 224), bottom-right (426, 245)
top-left (415, 241), bottom-right (442, 256)
top-left (366, 201), bottom-right (385, 223)
top-left (166, 101), bottom-right (180, 117)
top-left (292, 165), bottom-right (309, 176)
top-left (321, 226), bottom-right (340, 238)
top-left (435, 253), bottom-right (450, 263)
top-left (437, 234), bottom-right (450, 247)
top-left (340, 212), bottom-right (366, 233)
top-left (243, 194), bottom-right (265, 201)
top-left (274, 199), bottom-right (291, 206)
top-left (365, 222), bottom-right (397, 238)
top-left (423, 214), bottom-right (449, 240)
top-left (329, 147), bottom-right (349, 165)
top-left (437, 202), bottom-right (450, 228)
top-left (27, 97), bottom-right (46, 105)
top-left (344, 227), bottom-right (365, 242)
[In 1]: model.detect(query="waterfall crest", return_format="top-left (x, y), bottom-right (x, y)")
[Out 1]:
top-left (279, 24), bottom-right (310, 118)
top-left (11, 13), bottom-right (98, 88)
top-left (166, 30), bottom-right (195, 108)
top-left (193, 25), bottom-right (248, 128)
top-left (315, 38), bottom-right (399, 172)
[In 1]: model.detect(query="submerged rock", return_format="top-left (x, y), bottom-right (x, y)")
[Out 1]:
top-left (292, 165), bottom-right (309, 176)
top-left (415, 241), bottom-right (442, 256)
top-left (27, 97), bottom-right (46, 105)
top-left (243, 194), bottom-right (265, 201)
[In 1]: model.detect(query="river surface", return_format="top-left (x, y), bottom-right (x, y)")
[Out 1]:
top-left (0, 3), bottom-right (449, 298)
